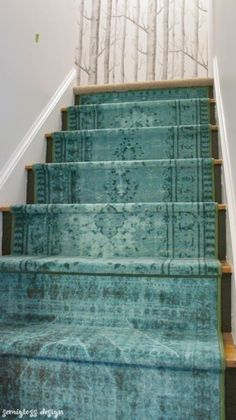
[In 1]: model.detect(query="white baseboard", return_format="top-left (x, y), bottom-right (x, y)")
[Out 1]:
top-left (213, 56), bottom-right (236, 343)
top-left (0, 67), bottom-right (76, 191)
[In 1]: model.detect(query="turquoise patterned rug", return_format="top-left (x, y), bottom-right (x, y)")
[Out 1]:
top-left (0, 86), bottom-right (224, 419)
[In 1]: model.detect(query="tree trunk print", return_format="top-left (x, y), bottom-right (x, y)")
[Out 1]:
top-left (121, 0), bottom-right (128, 82)
top-left (162, 0), bottom-right (169, 80)
top-left (134, 0), bottom-right (140, 81)
top-left (88, 0), bottom-right (101, 85)
top-left (171, 0), bottom-right (176, 79)
top-left (112, 0), bottom-right (118, 83)
top-left (77, 0), bottom-right (84, 85)
top-left (146, 0), bottom-right (157, 80)
top-left (104, 0), bottom-right (112, 84)
top-left (180, 0), bottom-right (185, 78)
top-left (194, 0), bottom-right (199, 77)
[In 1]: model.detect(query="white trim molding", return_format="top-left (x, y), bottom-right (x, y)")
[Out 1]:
top-left (213, 56), bottom-right (236, 342)
top-left (0, 67), bottom-right (76, 191)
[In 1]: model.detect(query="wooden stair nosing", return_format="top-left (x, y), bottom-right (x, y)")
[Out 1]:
top-left (223, 333), bottom-right (236, 368)
top-left (221, 261), bottom-right (233, 274)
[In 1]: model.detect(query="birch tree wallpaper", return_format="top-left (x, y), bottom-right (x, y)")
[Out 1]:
top-left (75, 0), bottom-right (208, 85)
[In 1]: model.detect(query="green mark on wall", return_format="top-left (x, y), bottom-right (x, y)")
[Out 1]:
top-left (35, 33), bottom-right (40, 43)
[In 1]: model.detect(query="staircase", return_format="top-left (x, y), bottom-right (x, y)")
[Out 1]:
top-left (1, 78), bottom-right (236, 419)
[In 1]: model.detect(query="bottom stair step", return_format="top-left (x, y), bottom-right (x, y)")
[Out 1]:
top-left (0, 255), bottom-right (225, 418)
top-left (0, 322), bottom-right (224, 419)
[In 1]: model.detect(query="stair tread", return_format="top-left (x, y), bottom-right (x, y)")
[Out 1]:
top-left (0, 320), bottom-right (222, 371)
top-left (74, 83), bottom-right (212, 106)
top-left (66, 98), bottom-right (211, 131)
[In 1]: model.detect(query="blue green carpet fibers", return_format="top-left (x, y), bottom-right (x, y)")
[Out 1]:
top-left (0, 86), bottom-right (224, 419)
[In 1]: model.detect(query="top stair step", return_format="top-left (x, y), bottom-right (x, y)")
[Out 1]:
top-left (74, 78), bottom-right (213, 105)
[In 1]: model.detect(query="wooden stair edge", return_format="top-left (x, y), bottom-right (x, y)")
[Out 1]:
top-left (0, 207), bottom-right (11, 212)
top-left (221, 261), bottom-right (233, 273)
top-left (73, 78), bottom-right (214, 95)
top-left (218, 204), bottom-right (227, 210)
top-left (223, 333), bottom-right (236, 368)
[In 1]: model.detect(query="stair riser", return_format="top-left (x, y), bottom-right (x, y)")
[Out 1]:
top-left (31, 160), bottom-right (214, 204)
top-left (75, 86), bottom-right (213, 105)
top-left (0, 272), bottom-right (219, 332)
top-left (65, 100), bottom-right (212, 131)
top-left (222, 274), bottom-right (231, 332)
top-left (0, 356), bottom-right (222, 420)
top-left (49, 126), bottom-right (213, 163)
top-left (226, 369), bottom-right (236, 419)
top-left (10, 204), bottom-right (217, 258)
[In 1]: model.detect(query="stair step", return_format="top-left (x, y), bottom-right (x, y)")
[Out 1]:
top-left (27, 159), bottom-right (215, 204)
top-left (74, 78), bottom-right (213, 94)
top-left (65, 98), bottom-right (213, 131)
top-left (74, 78), bottom-right (213, 105)
top-left (0, 257), bottom-right (221, 332)
top-left (45, 125), bottom-right (215, 163)
top-left (8, 203), bottom-right (218, 259)
top-left (0, 320), bottom-right (223, 418)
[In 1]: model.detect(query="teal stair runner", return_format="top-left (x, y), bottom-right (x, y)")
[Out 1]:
top-left (0, 86), bottom-right (224, 419)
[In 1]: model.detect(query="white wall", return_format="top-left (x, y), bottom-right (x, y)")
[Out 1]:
top-left (0, 0), bottom-right (77, 205)
top-left (209, 0), bottom-right (236, 341)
